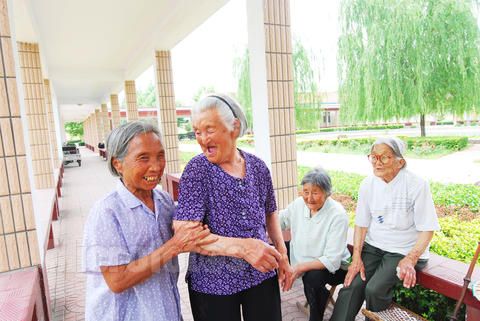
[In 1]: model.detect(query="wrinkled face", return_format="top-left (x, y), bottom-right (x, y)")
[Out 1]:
top-left (302, 183), bottom-right (328, 213)
top-left (113, 132), bottom-right (165, 193)
top-left (370, 144), bottom-right (405, 182)
top-left (193, 108), bottom-right (238, 164)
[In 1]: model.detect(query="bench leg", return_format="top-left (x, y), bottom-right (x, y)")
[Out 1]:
top-left (51, 197), bottom-right (59, 221)
top-left (47, 225), bottom-right (54, 250)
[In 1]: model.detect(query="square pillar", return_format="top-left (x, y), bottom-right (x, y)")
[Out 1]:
top-left (17, 42), bottom-right (54, 189)
top-left (247, 0), bottom-right (297, 209)
top-left (0, 0), bottom-right (40, 272)
top-left (154, 50), bottom-right (180, 174)
top-left (43, 79), bottom-right (60, 169)
top-left (110, 94), bottom-right (120, 128)
top-left (100, 103), bottom-right (110, 140)
top-left (124, 80), bottom-right (138, 121)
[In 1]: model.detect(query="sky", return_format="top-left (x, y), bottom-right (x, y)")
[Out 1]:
top-left (134, 0), bottom-right (341, 105)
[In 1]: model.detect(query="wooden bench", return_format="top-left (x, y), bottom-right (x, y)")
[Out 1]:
top-left (0, 267), bottom-right (47, 321)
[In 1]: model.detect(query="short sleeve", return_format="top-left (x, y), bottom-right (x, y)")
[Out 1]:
top-left (413, 181), bottom-right (440, 231)
top-left (319, 212), bottom-right (349, 273)
top-left (354, 178), bottom-right (371, 227)
top-left (174, 158), bottom-right (208, 222)
top-left (82, 202), bottom-right (132, 273)
top-left (262, 163), bottom-right (277, 215)
top-left (279, 206), bottom-right (292, 230)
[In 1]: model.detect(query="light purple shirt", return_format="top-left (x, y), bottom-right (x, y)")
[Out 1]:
top-left (174, 150), bottom-right (277, 295)
top-left (82, 180), bottom-right (182, 321)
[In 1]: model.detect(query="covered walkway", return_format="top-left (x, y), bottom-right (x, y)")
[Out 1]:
top-left (44, 147), bottom-right (363, 321)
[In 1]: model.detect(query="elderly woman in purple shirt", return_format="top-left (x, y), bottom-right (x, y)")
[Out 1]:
top-left (83, 121), bottom-right (214, 321)
top-left (174, 94), bottom-right (290, 321)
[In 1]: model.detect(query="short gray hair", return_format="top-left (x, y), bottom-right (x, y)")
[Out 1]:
top-left (191, 94), bottom-right (248, 137)
top-left (372, 136), bottom-right (406, 158)
top-left (301, 167), bottom-right (332, 197)
top-left (106, 121), bottom-right (162, 176)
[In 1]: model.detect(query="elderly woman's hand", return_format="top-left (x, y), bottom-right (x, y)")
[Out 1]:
top-left (344, 256), bottom-right (366, 287)
top-left (277, 254), bottom-right (292, 291)
top-left (282, 264), bottom-right (305, 291)
top-left (171, 223), bottom-right (217, 254)
top-left (242, 238), bottom-right (282, 273)
top-left (397, 256), bottom-right (417, 288)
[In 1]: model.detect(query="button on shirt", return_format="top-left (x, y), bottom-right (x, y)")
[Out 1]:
top-left (279, 197), bottom-right (351, 273)
top-left (82, 181), bottom-right (182, 321)
top-left (355, 169), bottom-right (440, 259)
top-left (174, 151), bottom-right (277, 295)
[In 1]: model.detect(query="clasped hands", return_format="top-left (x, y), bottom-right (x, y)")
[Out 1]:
top-left (241, 238), bottom-right (292, 292)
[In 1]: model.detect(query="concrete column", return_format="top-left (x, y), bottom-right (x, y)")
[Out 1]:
top-left (110, 94), bottom-right (120, 128)
top-left (154, 50), bottom-right (180, 174)
top-left (17, 42), bottom-right (54, 190)
top-left (84, 115), bottom-right (90, 148)
top-left (0, 0), bottom-right (40, 272)
top-left (247, 0), bottom-right (297, 209)
top-left (124, 80), bottom-right (138, 121)
top-left (43, 79), bottom-right (60, 168)
top-left (94, 109), bottom-right (102, 149)
top-left (100, 103), bottom-right (110, 140)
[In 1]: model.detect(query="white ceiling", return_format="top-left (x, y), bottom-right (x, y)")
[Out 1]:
top-left (11, 0), bottom-right (229, 121)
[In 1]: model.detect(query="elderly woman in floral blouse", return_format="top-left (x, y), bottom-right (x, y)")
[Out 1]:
top-left (174, 94), bottom-right (290, 321)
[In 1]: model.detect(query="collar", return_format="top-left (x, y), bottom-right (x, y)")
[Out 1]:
top-left (375, 168), bottom-right (405, 187)
top-left (303, 197), bottom-right (332, 221)
top-left (116, 179), bottom-right (161, 210)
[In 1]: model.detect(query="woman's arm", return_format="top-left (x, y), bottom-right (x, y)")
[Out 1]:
top-left (266, 212), bottom-right (291, 290)
top-left (173, 220), bottom-right (282, 273)
top-left (344, 225), bottom-right (368, 287)
top-left (397, 231), bottom-right (434, 288)
top-left (101, 223), bottom-right (213, 293)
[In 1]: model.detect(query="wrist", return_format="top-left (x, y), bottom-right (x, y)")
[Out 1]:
top-left (405, 253), bottom-right (418, 265)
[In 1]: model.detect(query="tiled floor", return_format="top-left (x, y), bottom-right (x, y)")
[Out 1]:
top-left (45, 147), bottom-right (363, 321)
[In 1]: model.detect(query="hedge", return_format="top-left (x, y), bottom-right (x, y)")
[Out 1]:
top-left (298, 136), bottom-right (469, 153)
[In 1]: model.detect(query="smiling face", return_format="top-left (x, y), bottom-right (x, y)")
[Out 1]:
top-left (192, 108), bottom-right (239, 165)
top-left (302, 183), bottom-right (328, 214)
top-left (370, 144), bottom-right (405, 183)
top-left (112, 132), bottom-right (165, 197)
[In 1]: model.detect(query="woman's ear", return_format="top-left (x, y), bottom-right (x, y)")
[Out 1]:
top-left (232, 119), bottom-right (241, 136)
top-left (112, 158), bottom-right (123, 176)
top-left (398, 158), bottom-right (406, 169)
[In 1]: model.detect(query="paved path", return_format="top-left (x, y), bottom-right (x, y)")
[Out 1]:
top-left (46, 147), bottom-right (363, 321)
top-left (180, 143), bottom-right (480, 184)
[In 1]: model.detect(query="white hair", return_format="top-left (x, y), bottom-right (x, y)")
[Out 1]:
top-left (191, 94), bottom-right (248, 137)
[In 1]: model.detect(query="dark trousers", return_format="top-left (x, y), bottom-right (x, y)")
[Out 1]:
top-left (302, 268), bottom-right (347, 321)
top-left (188, 276), bottom-right (282, 321)
top-left (330, 243), bottom-right (427, 321)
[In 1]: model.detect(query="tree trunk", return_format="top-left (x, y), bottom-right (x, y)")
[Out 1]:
top-left (420, 114), bottom-right (426, 137)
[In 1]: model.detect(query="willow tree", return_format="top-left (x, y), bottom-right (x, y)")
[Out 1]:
top-left (338, 0), bottom-right (480, 136)
top-left (234, 41), bottom-right (321, 131)
top-left (233, 48), bottom-right (253, 130)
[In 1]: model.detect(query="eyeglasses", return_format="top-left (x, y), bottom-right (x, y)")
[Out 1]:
top-left (367, 154), bottom-right (394, 164)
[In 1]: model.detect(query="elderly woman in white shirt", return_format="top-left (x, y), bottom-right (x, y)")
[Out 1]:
top-left (280, 167), bottom-right (351, 321)
top-left (330, 137), bottom-right (440, 321)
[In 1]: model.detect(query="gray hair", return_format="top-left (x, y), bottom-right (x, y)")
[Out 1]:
top-left (372, 136), bottom-right (406, 159)
top-left (106, 121), bottom-right (162, 176)
top-left (191, 94), bottom-right (248, 137)
top-left (301, 167), bottom-right (332, 197)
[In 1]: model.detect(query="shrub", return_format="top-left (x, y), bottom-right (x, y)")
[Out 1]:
top-left (298, 136), bottom-right (469, 157)
top-left (296, 124), bottom-right (404, 134)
